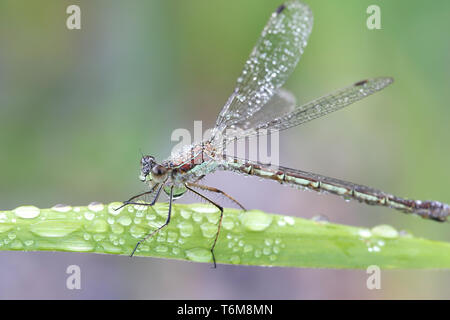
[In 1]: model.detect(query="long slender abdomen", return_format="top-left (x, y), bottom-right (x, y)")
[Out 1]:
top-left (226, 160), bottom-right (449, 222)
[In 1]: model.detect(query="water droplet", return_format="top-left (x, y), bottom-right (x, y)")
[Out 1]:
top-left (130, 225), bottom-right (146, 239)
top-left (192, 204), bottom-right (219, 214)
top-left (84, 211), bottom-right (95, 221)
top-left (131, 203), bottom-right (146, 212)
top-left (52, 204), bottom-right (72, 213)
top-left (85, 219), bottom-right (109, 233)
top-left (358, 229), bottom-right (372, 238)
top-left (14, 206), bottom-right (40, 219)
top-left (10, 240), bottom-right (23, 249)
top-left (137, 245), bottom-right (149, 252)
top-left (117, 215), bottom-right (132, 226)
top-left (192, 211), bottom-right (204, 223)
top-left (111, 224), bottom-right (124, 235)
top-left (24, 240), bottom-right (34, 247)
top-left (200, 223), bottom-right (217, 238)
top-left (155, 245), bottom-right (168, 253)
top-left (371, 225), bottom-right (399, 239)
top-left (156, 234), bottom-right (166, 242)
top-left (263, 247), bottom-right (271, 255)
top-left (100, 241), bottom-right (122, 253)
top-left (240, 210), bottom-right (273, 231)
top-left (0, 212), bottom-right (9, 222)
top-left (108, 202), bottom-right (123, 215)
top-left (7, 232), bottom-right (16, 240)
top-left (148, 220), bottom-right (163, 229)
top-left (93, 234), bottom-right (106, 242)
top-left (222, 217), bottom-right (235, 230)
top-left (254, 249), bottom-right (262, 258)
top-left (167, 231), bottom-right (178, 243)
top-left (177, 221), bottom-right (194, 237)
top-left (264, 239), bottom-right (273, 246)
top-left (230, 255), bottom-right (241, 264)
top-left (135, 210), bottom-right (145, 218)
top-left (179, 209), bottom-right (192, 220)
top-left (283, 216), bottom-right (295, 226)
top-left (172, 247), bottom-right (180, 255)
top-left (30, 221), bottom-right (81, 237)
top-left (277, 219), bottom-right (286, 227)
top-left (65, 238), bottom-right (95, 252)
top-left (185, 248), bottom-right (212, 263)
top-left (243, 244), bottom-right (253, 253)
top-left (88, 202), bottom-right (104, 212)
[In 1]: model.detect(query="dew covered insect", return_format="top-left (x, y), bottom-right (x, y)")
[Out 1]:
top-left (119, 0), bottom-right (449, 267)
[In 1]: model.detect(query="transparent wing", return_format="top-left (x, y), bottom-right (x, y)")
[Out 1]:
top-left (223, 77), bottom-right (393, 140)
top-left (214, 1), bottom-right (313, 134)
top-left (231, 88), bottom-right (297, 131)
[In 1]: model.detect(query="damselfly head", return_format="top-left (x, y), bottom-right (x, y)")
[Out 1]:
top-left (139, 155), bottom-right (168, 183)
top-left (139, 155), bottom-right (155, 182)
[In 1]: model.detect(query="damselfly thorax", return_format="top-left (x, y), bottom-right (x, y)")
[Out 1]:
top-left (120, 0), bottom-right (449, 267)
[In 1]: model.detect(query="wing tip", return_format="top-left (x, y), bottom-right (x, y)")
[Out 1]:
top-left (275, 4), bottom-right (286, 15)
top-left (275, 1), bottom-right (313, 17)
top-left (354, 77), bottom-right (394, 88)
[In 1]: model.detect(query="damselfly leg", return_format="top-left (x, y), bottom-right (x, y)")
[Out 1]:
top-left (115, 183), bottom-right (163, 211)
top-left (185, 183), bottom-right (227, 268)
top-left (130, 185), bottom-right (174, 257)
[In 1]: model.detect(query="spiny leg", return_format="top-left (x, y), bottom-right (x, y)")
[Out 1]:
top-left (130, 185), bottom-right (174, 257)
top-left (115, 183), bottom-right (162, 211)
top-left (185, 184), bottom-right (224, 268)
top-left (186, 182), bottom-right (246, 211)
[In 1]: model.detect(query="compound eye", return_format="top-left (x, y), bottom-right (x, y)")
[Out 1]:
top-left (151, 165), bottom-right (167, 177)
top-left (141, 155), bottom-right (154, 166)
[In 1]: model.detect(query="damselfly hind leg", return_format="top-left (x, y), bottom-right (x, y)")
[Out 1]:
top-left (185, 183), bottom-right (246, 268)
top-left (186, 182), bottom-right (247, 211)
top-left (185, 184), bottom-right (223, 268)
top-left (130, 185), bottom-right (174, 257)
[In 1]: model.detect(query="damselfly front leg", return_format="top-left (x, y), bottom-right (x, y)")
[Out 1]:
top-left (115, 183), bottom-right (163, 211)
top-left (130, 185), bottom-right (174, 257)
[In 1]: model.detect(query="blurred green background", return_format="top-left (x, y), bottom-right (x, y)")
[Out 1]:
top-left (0, 0), bottom-right (449, 299)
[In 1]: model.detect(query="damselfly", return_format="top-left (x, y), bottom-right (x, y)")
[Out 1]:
top-left (119, 0), bottom-right (449, 267)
